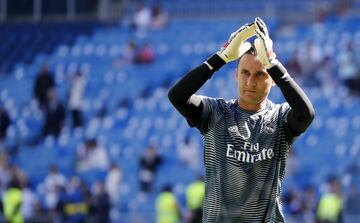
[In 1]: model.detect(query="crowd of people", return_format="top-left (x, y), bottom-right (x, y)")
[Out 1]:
top-left (112, 2), bottom-right (169, 68)
top-left (129, 2), bottom-right (168, 32)
top-left (0, 2), bottom-right (168, 221)
top-left (113, 41), bottom-right (156, 67)
top-left (0, 148), bottom-right (123, 222)
top-left (152, 160), bottom-right (360, 223)
top-left (32, 63), bottom-right (84, 140)
top-left (283, 178), bottom-right (360, 223)
top-left (285, 39), bottom-right (360, 95)
top-left (0, 60), bottom-right (115, 222)
top-left (154, 176), bottom-right (360, 223)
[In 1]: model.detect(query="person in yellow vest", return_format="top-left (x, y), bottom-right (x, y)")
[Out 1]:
top-left (156, 185), bottom-right (181, 223)
top-left (2, 177), bottom-right (23, 223)
top-left (186, 177), bottom-right (205, 223)
top-left (317, 177), bottom-right (343, 223)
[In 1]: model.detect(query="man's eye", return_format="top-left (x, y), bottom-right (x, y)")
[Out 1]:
top-left (241, 70), bottom-right (249, 75)
top-left (256, 72), bottom-right (265, 77)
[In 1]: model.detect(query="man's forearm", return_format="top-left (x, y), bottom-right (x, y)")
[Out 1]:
top-left (168, 64), bottom-right (211, 107)
top-left (167, 54), bottom-right (225, 120)
top-left (267, 63), bottom-right (315, 134)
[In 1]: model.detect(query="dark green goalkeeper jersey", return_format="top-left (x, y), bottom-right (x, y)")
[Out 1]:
top-left (194, 97), bottom-right (293, 223)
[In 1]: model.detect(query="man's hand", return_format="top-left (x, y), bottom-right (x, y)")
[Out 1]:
top-left (217, 23), bottom-right (257, 63)
top-left (254, 17), bottom-right (279, 69)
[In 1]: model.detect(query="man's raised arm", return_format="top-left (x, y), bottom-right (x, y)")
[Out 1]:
top-left (254, 17), bottom-right (315, 136)
top-left (168, 23), bottom-right (257, 123)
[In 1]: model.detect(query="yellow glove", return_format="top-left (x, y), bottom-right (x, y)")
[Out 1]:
top-left (254, 17), bottom-right (278, 69)
top-left (217, 23), bottom-right (257, 63)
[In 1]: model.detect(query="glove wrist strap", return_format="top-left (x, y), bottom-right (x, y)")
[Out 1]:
top-left (204, 53), bottom-right (226, 73)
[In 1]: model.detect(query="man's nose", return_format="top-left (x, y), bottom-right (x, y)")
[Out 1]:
top-left (246, 75), bottom-right (257, 87)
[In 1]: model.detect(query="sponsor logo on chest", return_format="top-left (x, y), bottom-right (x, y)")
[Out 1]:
top-left (226, 120), bottom-right (275, 163)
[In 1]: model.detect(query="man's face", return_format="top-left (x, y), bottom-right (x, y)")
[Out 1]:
top-left (236, 54), bottom-right (273, 109)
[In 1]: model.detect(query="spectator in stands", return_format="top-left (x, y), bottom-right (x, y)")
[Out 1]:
top-left (151, 4), bottom-right (168, 30)
top-left (0, 103), bottom-right (10, 145)
top-left (61, 176), bottom-right (88, 223)
top-left (42, 89), bottom-right (65, 138)
top-left (285, 148), bottom-right (299, 177)
top-left (337, 42), bottom-right (360, 95)
top-left (11, 164), bottom-right (27, 188)
top-left (131, 2), bottom-right (151, 32)
top-left (317, 177), bottom-right (343, 223)
top-left (2, 177), bottom-right (23, 223)
top-left (285, 52), bottom-right (302, 79)
top-left (337, 42), bottom-right (358, 82)
top-left (134, 42), bottom-right (155, 64)
top-left (42, 165), bottom-right (66, 211)
top-left (0, 151), bottom-right (11, 193)
top-left (80, 180), bottom-right (93, 210)
top-left (344, 70), bottom-right (360, 95)
top-left (77, 181), bottom-right (93, 222)
top-left (33, 63), bottom-right (55, 109)
top-left (69, 71), bottom-right (85, 129)
top-left (124, 41), bottom-right (138, 63)
top-left (344, 184), bottom-right (360, 223)
top-left (76, 138), bottom-right (109, 172)
top-left (283, 187), bottom-right (303, 222)
top-left (114, 41), bottom-right (155, 66)
top-left (302, 185), bottom-right (318, 223)
top-left (105, 163), bottom-right (122, 205)
top-left (113, 41), bottom-right (138, 67)
top-left (156, 184), bottom-right (181, 223)
top-left (297, 40), bottom-right (323, 86)
top-left (185, 176), bottom-right (205, 223)
top-left (31, 206), bottom-right (46, 223)
top-left (91, 181), bottom-right (111, 223)
top-left (139, 145), bottom-right (162, 192)
top-left (316, 55), bottom-right (337, 87)
top-left (20, 177), bottom-right (39, 222)
top-left (176, 135), bottom-right (200, 171)
top-left (55, 185), bottom-right (68, 222)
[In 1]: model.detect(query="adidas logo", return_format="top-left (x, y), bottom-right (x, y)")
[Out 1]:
top-left (228, 125), bottom-right (239, 134)
top-left (228, 123), bottom-right (251, 140)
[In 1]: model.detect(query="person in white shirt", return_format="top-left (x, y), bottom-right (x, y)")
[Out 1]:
top-left (42, 165), bottom-right (66, 210)
top-left (132, 3), bottom-right (151, 31)
top-left (105, 163), bottom-right (123, 205)
top-left (76, 138), bottom-right (109, 172)
top-left (69, 71), bottom-right (85, 129)
top-left (21, 178), bottom-right (39, 221)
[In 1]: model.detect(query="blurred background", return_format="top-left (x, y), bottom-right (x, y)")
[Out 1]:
top-left (0, 0), bottom-right (360, 222)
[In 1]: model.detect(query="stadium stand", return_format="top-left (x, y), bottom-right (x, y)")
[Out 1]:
top-left (0, 22), bottom-right (99, 74)
top-left (0, 0), bottom-right (360, 222)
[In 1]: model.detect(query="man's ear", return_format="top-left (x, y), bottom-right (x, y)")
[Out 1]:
top-left (234, 69), bottom-right (238, 82)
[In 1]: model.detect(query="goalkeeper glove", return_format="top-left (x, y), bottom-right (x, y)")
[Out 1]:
top-left (217, 23), bottom-right (257, 63)
top-left (254, 17), bottom-right (279, 69)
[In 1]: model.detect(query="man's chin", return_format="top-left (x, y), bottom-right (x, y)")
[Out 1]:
top-left (241, 96), bottom-right (266, 106)
top-left (243, 96), bottom-right (260, 104)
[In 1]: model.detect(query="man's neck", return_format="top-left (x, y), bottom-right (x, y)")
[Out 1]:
top-left (237, 98), bottom-right (267, 112)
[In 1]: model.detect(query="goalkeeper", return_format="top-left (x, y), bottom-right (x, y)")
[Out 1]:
top-left (168, 17), bottom-right (314, 222)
